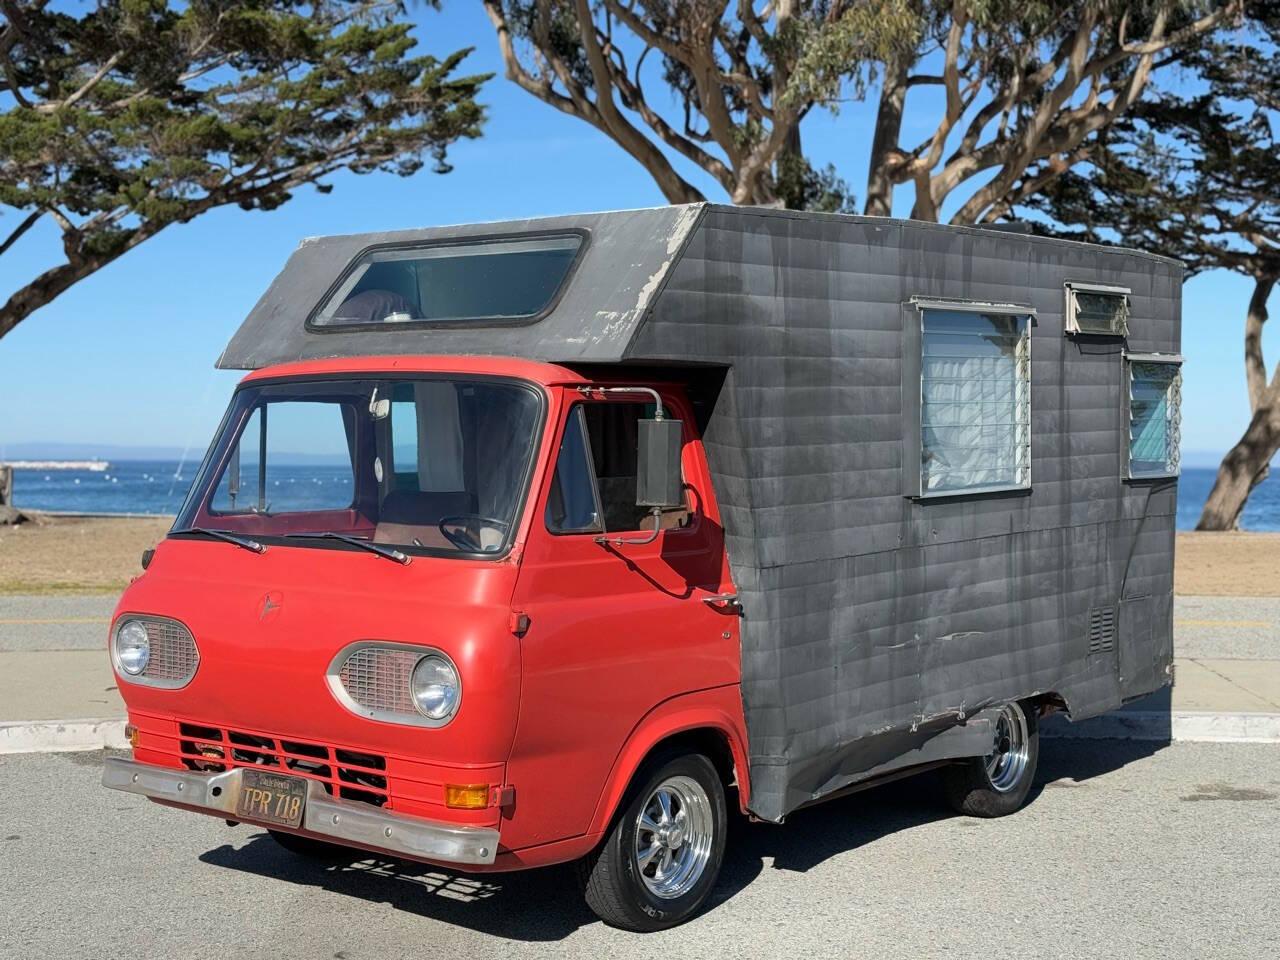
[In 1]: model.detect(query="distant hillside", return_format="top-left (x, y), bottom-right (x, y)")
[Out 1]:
top-left (0, 441), bottom-right (189, 461)
top-left (0, 440), bottom-right (350, 466)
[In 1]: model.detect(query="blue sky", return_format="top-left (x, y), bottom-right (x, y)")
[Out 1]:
top-left (0, 3), bottom-right (1270, 467)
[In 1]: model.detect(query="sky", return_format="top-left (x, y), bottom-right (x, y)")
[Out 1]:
top-left (0, 3), bottom-right (1271, 468)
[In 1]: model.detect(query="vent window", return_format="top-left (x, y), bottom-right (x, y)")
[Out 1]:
top-left (1066, 283), bottom-right (1130, 337)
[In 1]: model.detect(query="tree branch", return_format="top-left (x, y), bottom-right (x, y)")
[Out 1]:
top-left (0, 209), bottom-right (43, 258)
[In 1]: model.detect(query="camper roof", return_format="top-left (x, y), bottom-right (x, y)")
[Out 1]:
top-left (217, 203), bottom-right (1177, 371)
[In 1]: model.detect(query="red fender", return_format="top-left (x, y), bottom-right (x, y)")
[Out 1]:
top-left (585, 684), bottom-right (751, 837)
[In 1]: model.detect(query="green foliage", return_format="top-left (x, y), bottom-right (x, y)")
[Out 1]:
top-left (775, 152), bottom-right (858, 213)
top-left (489, 1), bottom-right (1238, 218)
top-left (489, 0), bottom-right (915, 209)
top-left (1022, 2), bottom-right (1280, 279)
top-left (0, 0), bottom-right (487, 336)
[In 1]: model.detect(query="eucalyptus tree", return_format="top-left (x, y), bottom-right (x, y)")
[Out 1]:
top-left (482, 1), bottom-right (1239, 219)
top-left (0, 0), bottom-right (486, 340)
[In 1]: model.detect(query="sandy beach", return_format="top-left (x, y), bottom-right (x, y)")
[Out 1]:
top-left (1, 515), bottom-right (1276, 597)
top-left (0, 516), bottom-right (172, 594)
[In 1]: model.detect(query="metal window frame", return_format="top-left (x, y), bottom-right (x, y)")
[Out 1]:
top-left (1065, 281), bottom-right (1131, 337)
top-left (544, 403), bottom-right (606, 536)
top-left (1123, 351), bottom-right (1183, 481)
top-left (903, 298), bottom-right (1036, 499)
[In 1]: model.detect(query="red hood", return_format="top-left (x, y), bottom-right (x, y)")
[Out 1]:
top-left (111, 537), bottom-right (522, 765)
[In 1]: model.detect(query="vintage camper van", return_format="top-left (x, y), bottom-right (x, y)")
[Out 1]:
top-left (103, 205), bottom-right (1181, 931)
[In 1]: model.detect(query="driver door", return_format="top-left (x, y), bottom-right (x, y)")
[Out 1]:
top-left (503, 387), bottom-right (739, 850)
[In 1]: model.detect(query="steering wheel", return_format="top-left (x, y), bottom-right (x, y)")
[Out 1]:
top-left (438, 515), bottom-right (511, 552)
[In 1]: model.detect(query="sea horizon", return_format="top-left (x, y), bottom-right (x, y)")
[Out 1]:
top-left (5, 458), bottom-right (1280, 533)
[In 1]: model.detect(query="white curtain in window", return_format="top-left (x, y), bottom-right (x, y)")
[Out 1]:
top-left (921, 310), bottom-right (1030, 493)
top-left (414, 382), bottom-right (465, 491)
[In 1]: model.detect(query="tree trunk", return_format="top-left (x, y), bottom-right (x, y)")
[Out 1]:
top-left (1195, 398), bottom-right (1280, 530)
top-left (863, 57), bottom-right (907, 217)
top-left (1197, 274), bottom-right (1280, 530)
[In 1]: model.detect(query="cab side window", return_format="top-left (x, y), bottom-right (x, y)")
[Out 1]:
top-left (589, 401), bottom-right (691, 533)
top-left (547, 400), bottom-right (692, 535)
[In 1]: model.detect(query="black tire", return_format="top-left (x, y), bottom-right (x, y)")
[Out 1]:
top-left (942, 700), bottom-right (1039, 817)
top-left (268, 828), bottom-right (356, 862)
top-left (580, 752), bottom-right (727, 932)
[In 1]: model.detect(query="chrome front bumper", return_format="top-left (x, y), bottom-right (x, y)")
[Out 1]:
top-left (102, 757), bottom-right (499, 866)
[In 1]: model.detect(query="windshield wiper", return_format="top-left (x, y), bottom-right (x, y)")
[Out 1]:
top-left (171, 527), bottom-right (265, 554)
top-left (283, 532), bottom-right (410, 565)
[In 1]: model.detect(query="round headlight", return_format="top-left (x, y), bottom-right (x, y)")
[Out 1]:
top-left (410, 655), bottom-right (460, 720)
top-left (115, 620), bottom-right (151, 676)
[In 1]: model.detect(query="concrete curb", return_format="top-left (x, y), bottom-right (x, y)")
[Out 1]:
top-left (0, 718), bottom-right (128, 754)
top-left (1043, 711), bottom-right (1280, 744)
top-left (1, 712), bottom-right (1277, 756)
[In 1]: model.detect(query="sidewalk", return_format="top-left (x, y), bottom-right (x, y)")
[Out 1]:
top-left (1, 594), bottom-right (1278, 752)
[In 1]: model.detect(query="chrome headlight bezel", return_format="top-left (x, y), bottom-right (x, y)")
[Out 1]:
top-left (111, 615), bottom-right (200, 689)
top-left (326, 641), bottom-right (462, 729)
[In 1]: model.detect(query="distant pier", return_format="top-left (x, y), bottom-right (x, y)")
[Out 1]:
top-left (5, 460), bottom-right (110, 472)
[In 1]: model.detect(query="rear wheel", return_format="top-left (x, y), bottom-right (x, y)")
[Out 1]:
top-left (580, 752), bottom-right (727, 932)
top-left (942, 700), bottom-right (1039, 817)
top-left (268, 828), bottom-right (355, 861)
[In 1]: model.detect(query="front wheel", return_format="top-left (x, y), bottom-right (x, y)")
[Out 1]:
top-left (942, 700), bottom-right (1039, 817)
top-left (580, 752), bottom-right (727, 932)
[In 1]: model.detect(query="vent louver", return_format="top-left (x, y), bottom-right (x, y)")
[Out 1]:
top-left (1088, 606), bottom-right (1116, 655)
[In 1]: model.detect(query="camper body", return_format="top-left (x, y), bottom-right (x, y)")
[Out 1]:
top-left (103, 205), bottom-right (1180, 930)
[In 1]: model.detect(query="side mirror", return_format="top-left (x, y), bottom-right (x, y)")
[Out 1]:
top-left (636, 417), bottom-right (684, 508)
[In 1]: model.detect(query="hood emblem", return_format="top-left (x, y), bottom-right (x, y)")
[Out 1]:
top-left (259, 592), bottom-right (283, 622)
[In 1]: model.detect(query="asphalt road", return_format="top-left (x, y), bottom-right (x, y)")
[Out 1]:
top-left (2, 742), bottom-right (1277, 959)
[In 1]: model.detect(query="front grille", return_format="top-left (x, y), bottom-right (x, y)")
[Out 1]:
top-left (338, 647), bottom-right (420, 716)
top-left (178, 723), bottom-right (388, 807)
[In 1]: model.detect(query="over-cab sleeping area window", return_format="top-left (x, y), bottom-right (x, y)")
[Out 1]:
top-left (914, 305), bottom-right (1032, 497)
top-left (309, 233), bottom-right (584, 328)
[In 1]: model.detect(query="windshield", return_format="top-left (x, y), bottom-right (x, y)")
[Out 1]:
top-left (173, 377), bottom-right (543, 556)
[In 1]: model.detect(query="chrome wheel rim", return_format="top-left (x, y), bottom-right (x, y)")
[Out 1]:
top-left (634, 775), bottom-right (714, 900)
top-left (984, 703), bottom-right (1030, 793)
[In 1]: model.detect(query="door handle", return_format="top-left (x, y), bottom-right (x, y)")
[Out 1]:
top-left (702, 593), bottom-right (740, 611)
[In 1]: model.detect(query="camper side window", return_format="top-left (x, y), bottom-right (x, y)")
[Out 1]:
top-left (1127, 360), bottom-right (1182, 479)
top-left (1066, 283), bottom-right (1130, 337)
top-left (919, 308), bottom-right (1032, 495)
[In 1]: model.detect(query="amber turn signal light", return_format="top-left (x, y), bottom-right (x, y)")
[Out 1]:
top-left (444, 783), bottom-right (490, 809)
top-left (124, 723), bottom-right (140, 748)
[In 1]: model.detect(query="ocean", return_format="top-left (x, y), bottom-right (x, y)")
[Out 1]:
top-left (6, 461), bottom-right (1280, 532)
top-left (7, 459), bottom-right (355, 518)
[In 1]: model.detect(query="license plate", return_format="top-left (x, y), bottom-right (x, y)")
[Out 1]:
top-left (236, 769), bottom-right (307, 828)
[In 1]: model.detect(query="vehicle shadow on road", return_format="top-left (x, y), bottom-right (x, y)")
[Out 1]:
top-left (200, 836), bottom-right (599, 941)
top-left (198, 739), bottom-right (1167, 941)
